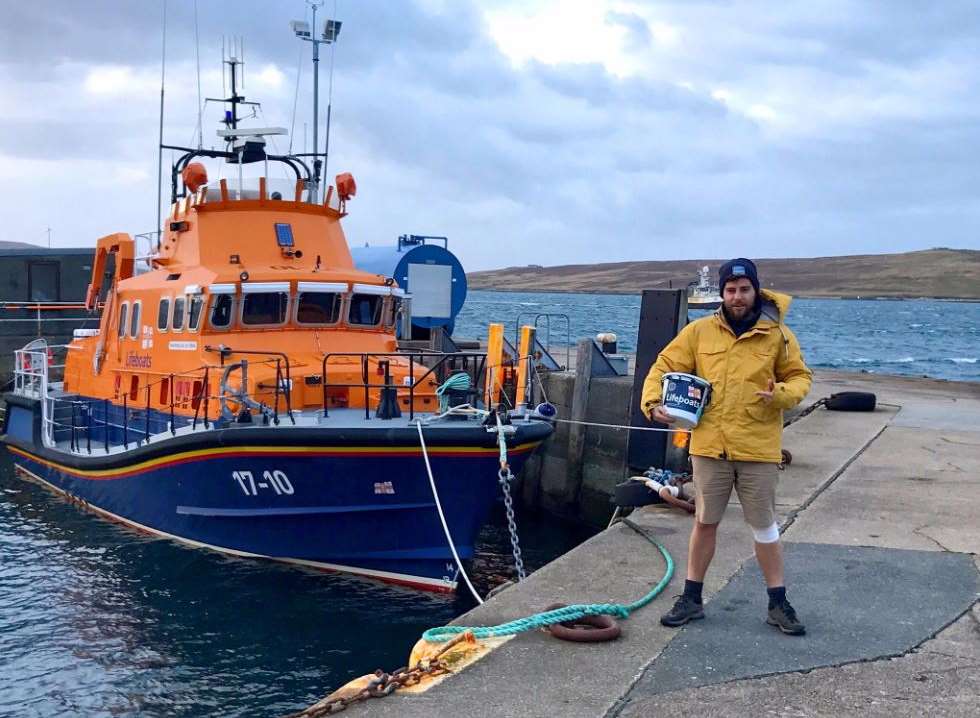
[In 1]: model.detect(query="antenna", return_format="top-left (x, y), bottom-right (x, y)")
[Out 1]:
top-left (221, 36), bottom-right (226, 99)
top-left (156, 0), bottom-right (168, 244)
top-left (203, 40), bottom-right (262, 158)
top-left (288, 33), bottom-right (305, 154)
top-left (324, 0), bottom-right (339, 181)
top-left (193, 0), bottom-right (203, 149)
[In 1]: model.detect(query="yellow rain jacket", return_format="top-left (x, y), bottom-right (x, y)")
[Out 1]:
top-left (641, 290), bottom-right (812, 463)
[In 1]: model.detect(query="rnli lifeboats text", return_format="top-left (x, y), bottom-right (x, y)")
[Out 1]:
top-left (125, 352), bottom-right (152, 368)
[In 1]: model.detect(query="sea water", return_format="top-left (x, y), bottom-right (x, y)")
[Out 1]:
top-left (456, 292), bottom-right (980, 382)
top-left (0, 458), bottom-right (592, 717)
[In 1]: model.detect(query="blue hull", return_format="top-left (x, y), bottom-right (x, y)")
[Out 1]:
top-left (4, 422), bottom-right (547, 591)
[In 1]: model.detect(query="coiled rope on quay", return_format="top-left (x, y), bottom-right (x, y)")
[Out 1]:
top-left (420, 516), bottom-right (674, 642)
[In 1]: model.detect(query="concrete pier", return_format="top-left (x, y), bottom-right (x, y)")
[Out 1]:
top-left (341, 371), bottom-right (980, 717)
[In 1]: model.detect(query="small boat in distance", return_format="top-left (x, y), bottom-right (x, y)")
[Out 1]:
top-left (687, 265), bottom-right (722, 311)
top-left (1, 49), bottom-right (552, 593)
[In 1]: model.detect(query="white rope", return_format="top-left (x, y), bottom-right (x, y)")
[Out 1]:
top-left (414, 421), bottom-right (484, 604)
top-left (552, 417), bottom-right (690, 434)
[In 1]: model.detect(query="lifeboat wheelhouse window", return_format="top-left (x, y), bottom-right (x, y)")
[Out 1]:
top-left (130, 300), bottom-right (141, 339)
top-left (242, 292), bottom-right (288, 326)
top-left (188, 296), bottom-right (204, 331)
top-left (118, 302), bottom-right (129, 338)
top-left (297, 292), bottom-right (341, 325)
top-left (209, 295), bottom-right (235, 330)
top-left (172, 297), bottom-right (185, 332)
top-left (158, 298), bottom-right (171, 332)
top-left (348, 294), bottom-right (383, 326)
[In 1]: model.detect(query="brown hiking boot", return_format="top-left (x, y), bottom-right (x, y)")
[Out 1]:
top-left (767, 599), bottom-right (806, 635)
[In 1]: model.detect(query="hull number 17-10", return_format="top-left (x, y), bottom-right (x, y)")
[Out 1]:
top-left (233, 470), bottom-right (295, 496)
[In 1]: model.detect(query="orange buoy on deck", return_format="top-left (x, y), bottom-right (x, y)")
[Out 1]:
top-left (181, 162), bottom-right (208, 192)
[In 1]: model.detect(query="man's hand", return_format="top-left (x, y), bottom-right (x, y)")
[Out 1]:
top-left (651, 404), bottom-right (676, 424)
top-left (756, 378), bottom-right (776, 404)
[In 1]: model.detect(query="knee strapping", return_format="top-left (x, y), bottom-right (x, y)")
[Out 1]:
top-left (752, 522), bottom-right (780, 543)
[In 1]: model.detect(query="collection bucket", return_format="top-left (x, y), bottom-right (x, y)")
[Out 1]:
top-left (660, 372), bottom-right (711, 428)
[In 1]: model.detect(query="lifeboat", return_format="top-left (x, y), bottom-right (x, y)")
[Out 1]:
top-left (1, 58), bottom-right (552, 593)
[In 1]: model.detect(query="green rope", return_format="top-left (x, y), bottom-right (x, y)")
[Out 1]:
top-left (435, 372), bottom-right (472, 413)
top-left (421, 519), bottom-right (674, 642)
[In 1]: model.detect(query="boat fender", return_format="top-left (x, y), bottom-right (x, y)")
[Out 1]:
top-left (825, 391), bottom-right (876, 412)
top-left (336, 172), bottom-right (357, 201)
top-left (181, 162), bottom-right (208, 192)
top-left (544, 603), bottom-right (621, 643)
top-left (534, 402), bottom-right (557, 419)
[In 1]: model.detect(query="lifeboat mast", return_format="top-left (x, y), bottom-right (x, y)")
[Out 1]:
top-left (161, 51), bottom-right (315, 216)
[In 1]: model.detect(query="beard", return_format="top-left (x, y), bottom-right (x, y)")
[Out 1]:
top-left (724, 301), bottom-right (752, 319)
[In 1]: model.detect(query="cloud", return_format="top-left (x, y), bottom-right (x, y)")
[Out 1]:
top-left (1, 0), bottom-right (978, 270)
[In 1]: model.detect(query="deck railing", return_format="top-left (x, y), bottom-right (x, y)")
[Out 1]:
top-left (40, 364), bottom-right (219, 454)
top-left (319, 350), bottom-right (496, 420)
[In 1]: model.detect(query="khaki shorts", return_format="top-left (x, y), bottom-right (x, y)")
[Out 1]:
top-left (690, 456), bottom-right (778, 528)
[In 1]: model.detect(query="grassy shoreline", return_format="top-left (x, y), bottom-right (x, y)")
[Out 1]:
top-left (467, 248), bottom-right (980, 301)
top-left (465, 285), bottom-right (980, 302)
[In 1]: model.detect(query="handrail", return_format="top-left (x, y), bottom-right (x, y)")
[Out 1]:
top-left (31, 361), bottom-right (218, 455)
top-left (319, 351), bottom-right (492, 420)
top-left (514, 312), bottom-right (571, 371)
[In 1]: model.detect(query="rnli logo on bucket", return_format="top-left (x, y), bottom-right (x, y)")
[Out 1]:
top-left (668, 381), bottom-right (676, 392)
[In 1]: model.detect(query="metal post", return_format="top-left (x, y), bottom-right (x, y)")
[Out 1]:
top-left (311, 1), bottom-right (321, 202)
top-left (145, 384), bottom-right (151, 443)
top-left (103, 399), bottom-right (109, 453)
top-left (86, 401), bottom-right (92, 454)
top-left (273, 359), bottom-right (281, 425)
top-left (169, 373), bottom-right (176, 435)
top-left (409, 355), bottom-right (414, 421)
top-left (203, 368), bottom-right (210, 429)
top-left (362, 356), bottom-right (370, 420)
top-left (328, 355), bottom-right (330, 419)
top-left (156, 0), bottom-right (168, 246)
top-left (123, 394), bottom-right (129, 450)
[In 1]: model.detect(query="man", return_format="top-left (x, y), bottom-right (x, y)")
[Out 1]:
top-left (641, 258), bottom-right (812, 635)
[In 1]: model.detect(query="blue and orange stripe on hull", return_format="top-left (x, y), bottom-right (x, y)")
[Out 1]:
top-left (5, 437), bottom-right (543, 591)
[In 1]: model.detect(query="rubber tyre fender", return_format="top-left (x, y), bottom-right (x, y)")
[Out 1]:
top-left (825, 391), bottom-right (876, 412)
top-left (544, 603), bottom-right (622, 643)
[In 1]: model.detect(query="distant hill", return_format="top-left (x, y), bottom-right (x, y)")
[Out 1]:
top-left (468, 249), bottom-right (980, 300)
top-left (0, 241), bottom-right (42, 250)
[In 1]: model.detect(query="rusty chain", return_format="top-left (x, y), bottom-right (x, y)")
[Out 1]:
top-left (284, 633), bottom-right (478, 717)
top-left (283, 660), bottom-right (449, 717)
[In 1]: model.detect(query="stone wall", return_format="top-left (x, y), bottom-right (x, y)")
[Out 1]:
top-left (519, 371), bottom-right (636, 527)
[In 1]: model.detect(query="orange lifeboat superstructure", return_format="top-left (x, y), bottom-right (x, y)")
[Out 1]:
top-left (63, 168), bottom-right (439, 421)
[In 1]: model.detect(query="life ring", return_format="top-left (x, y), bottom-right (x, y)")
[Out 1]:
top-left (543, 603), bottom-right (621, 643)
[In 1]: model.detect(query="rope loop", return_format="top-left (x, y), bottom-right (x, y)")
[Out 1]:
top-left (420, 519), bottom-right (673, 643)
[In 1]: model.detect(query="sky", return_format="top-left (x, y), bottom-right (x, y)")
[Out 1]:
top-left (1, 0), bottom-right (978, 270)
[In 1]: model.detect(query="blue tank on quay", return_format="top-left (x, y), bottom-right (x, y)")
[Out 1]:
top-left (349, 234), bottom-right (467, 339)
